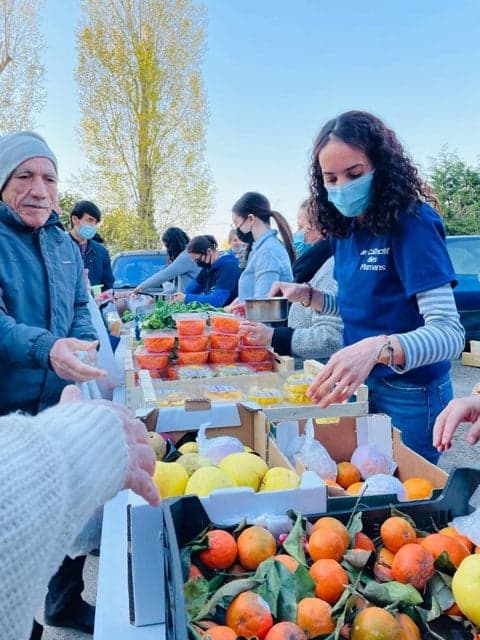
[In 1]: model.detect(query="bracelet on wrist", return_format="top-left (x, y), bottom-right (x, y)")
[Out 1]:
top-left (375, 335), bottom-right (394, 367)
top-left (300, 282), bottom-right (313, 307)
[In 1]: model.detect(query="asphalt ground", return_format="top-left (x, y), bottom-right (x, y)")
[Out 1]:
top-left (40, 357), bottom-right (480, 640)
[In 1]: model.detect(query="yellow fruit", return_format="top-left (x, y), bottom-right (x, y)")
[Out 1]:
top-left (259, 467), bottom-right (300, 492)
top-left (177, 453), bottom-right (216, 476)
top-left (220, 452), bottom-right (268, 491)
top-left (185, 466), bottom-right (235, 497)
top-left (178, 441), bottom-right (198, 454)
top-left (147, 432), bottom-right (167, 459)
top-left (452, 554), bottom-right (480, 625)
top-left (152, 461), bottom-right (188, 498)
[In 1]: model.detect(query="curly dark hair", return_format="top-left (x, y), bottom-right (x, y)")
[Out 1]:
top-left (161, 227), bottom-right (190, 262)
top-left (309, 110), bottom-right (437, 237)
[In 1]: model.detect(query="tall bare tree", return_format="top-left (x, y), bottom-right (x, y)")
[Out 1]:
top-left (0, 0), bottom-right (45, 133)
top-left (76, 0), bottom-right (212, 248)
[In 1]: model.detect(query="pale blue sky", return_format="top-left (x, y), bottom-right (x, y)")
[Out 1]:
top-left (37, 0), bottom-right (480, 239)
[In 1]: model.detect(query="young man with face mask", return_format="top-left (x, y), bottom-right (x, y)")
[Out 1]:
top-left (69, 200), bottom-right (114, 293)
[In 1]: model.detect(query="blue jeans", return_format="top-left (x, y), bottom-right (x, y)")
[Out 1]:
top-left (366, 372), bottom-right (453, 464)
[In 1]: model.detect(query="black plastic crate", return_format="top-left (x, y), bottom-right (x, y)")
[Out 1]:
top-left (162, 467), bottom-right (480, 640)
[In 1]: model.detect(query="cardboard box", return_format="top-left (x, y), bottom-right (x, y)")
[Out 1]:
top-left (271, 413), bottom-right (448, 492)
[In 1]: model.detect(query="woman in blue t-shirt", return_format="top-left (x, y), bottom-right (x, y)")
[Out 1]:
top-left (270, 110), bottom-right (464, 463)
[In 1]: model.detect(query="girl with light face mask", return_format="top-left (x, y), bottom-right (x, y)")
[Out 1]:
top-left (269, 110), bottom-right (464, 464)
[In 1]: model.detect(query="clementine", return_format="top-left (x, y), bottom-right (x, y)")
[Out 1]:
top-left (351, 606), bottom-right (402, 640)
top-left (203, 625), bottom-right (237, 640)
top-left (336, 461), bottom-right (361, 489)
top-left (308, 527), bottom-right (346, 562)
top-left (345, 481), bottom-right (364, 495)
top-left (198, 530), bottom-right (238, 570)
top-left (390, 542), bottom-right (435, 590)
top-left (402, 477), bottom-right (434, 501)
top-left (353, 531), bottom-right (376, 552)
top-left (237, 525), bottom-right (277, 570)
top-left (296, 597), bottom-right (335, 638)
top-left (273, 553), bottom-right (299, 572)
top-left (439, 526), bottom-right (474, 553)
top-left (226, 590), bottom-right (273, 639)
top-left (264, 621), bottom-right (307, 640)
top-left (310, 516), bottom-right (350, 549)
top-left (396, 612), bottom-right (421, 640)
top-left (309, 558), bottom-right (349, 604)
top-left (420, 533), bottom-right (470, 567)
top-left (380, 516), bottom-right (416, 553)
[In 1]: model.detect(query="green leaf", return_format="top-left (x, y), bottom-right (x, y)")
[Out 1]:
top-left (346, 511), bottom-right (364, 542)
top-left (362, 580), bottom-right (423, 606)
top-left (434, 551), bottom-right (458, 576)
top-left (191, 578), bottom-right (262, 621)
top-left (184, 577), bottom-right (210, 620)
top-left (282, 513), bottom-right (307, 565)
top-left (293, 563), bottom-right (315, 602)
top-left (428, 572), bottom-right (455, 611)
top-left (255, 559), bottom-right (297, 621)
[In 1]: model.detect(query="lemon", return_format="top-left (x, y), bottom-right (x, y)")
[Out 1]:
top-left (259, 467), bottom-right (300, 492)
top-left (147, 432), bottom-right (167, 460)
top-left (177, 453), bottom-right (216, 476)
top-left (152, 461), bottom-right (188, 499)
top-left (185, 466), bottom-right (235, 497)
top-left (452, 554), bottom-right (480, 625)
top-left (178, 441), bottom-right (198, 454)
top-left (220, 452), bottom-right (268, 491)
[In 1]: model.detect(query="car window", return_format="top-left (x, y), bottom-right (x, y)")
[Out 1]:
top-left (447, 238), bottom-right (480, 276)
top-left (113, 254), bottom-right (167, 286)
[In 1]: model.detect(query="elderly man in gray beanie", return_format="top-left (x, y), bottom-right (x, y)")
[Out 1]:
top-left (0, 131), bottom-right (105, 637)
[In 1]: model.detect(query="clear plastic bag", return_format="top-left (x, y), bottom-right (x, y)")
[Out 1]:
top-left (295, 419), bottom-right (337, 481)
top-left (196, 422), bottom-right (244, 465)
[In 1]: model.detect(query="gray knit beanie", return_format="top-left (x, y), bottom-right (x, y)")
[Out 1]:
top-left (0, 131), bottom-right (58, 192)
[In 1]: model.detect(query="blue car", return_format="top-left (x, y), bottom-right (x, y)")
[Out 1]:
top-left (111, 249), bottom-right (168, 289)
top-left (446, 235), bottom-right (480, 345)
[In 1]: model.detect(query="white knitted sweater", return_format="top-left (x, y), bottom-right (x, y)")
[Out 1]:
top-left (0, 402), bottom-right (129, 640)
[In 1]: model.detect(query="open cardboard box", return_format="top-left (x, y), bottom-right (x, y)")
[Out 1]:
top-left (271, 413), bottom-right (448, 495)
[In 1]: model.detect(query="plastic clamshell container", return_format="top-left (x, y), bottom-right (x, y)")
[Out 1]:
top-left (177, 334), bottom-right (209, 352)
top-left (240, 331), bottom-right (264, 346)
top-left (134, 347), bottom-right (170, 370)
top-left (211, 364), bottom-right (254, 376)
top-left (174, 365), bottom-right (214, 379)
top-left (247, 360), bottom-right (275, 372)
top-left (239, 345), bottom-right (270, 363)
top-left (248, 386), bottom-right (284, 405)
top-left (203, 383), bottom-right (244, 402)
top-left (210, 332), bottom-right (239, 350)
top-left (209, 349), bottom-right (239, 364)
top-left (172, 312), bottom-right (208, 336)
top-left (209, 312), bottom-right (241, 334)
top-left (155, 389), bottom-right (189, 407)
top-left (141, 329), bottom-right (176, 353)
top-left (176, 350), bottom-right (209, 365)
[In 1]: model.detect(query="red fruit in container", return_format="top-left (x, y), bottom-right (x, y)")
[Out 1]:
top-left (134, 348), bottom-right (170, 370)
top-left (239, 345), bottom-right (270, 363)
top-left (210, 332), bottom-right (239, 350)
top-left (209, 349), bottom-right (239, 364)
top-left (141, 329), bottom-right (176, 352)
top-left (209, 313), bottom-right (240, 334)
top-left (178, 334), bottom-right (209, 352)
top-left (173, 312), bottom-right (207, 336)
top-left (177, 350), bottom-right (209, 365)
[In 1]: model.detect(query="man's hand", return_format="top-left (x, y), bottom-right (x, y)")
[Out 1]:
top-left (268, 281), bottom-right (313, 304)
top-left (60, 385), bottom-right (160, 506)
top-left (49, 338), bottom-right (107, 382)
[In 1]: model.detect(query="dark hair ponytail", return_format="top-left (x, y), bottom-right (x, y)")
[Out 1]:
top-left (232, 191), bottom-right (295, 264)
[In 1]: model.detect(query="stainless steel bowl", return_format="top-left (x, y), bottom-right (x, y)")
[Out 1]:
top-left (244, 297), bottom-right (289, 322)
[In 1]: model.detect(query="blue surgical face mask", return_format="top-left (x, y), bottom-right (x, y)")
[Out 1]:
top-left (78, 223), bottom-right (97, 240)
top-left (293, 230), bottom-right (312, 257)
top-left (325, 170), bottom-right (375, 218)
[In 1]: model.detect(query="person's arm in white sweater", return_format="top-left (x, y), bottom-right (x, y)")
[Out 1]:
top-left (0, 397), bottom-right (158, 640)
